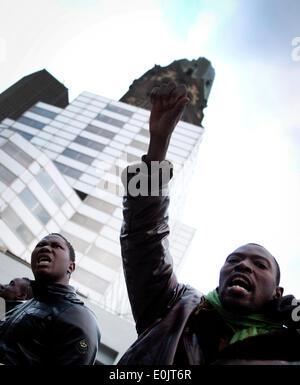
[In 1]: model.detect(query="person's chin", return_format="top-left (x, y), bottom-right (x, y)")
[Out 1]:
top-left (220, 289), bottom-right (254, 314)
top-left (34, 268), bottom-right (52, 281)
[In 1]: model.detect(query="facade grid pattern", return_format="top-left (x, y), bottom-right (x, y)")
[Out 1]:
top-left (0, 91), bottom-right (204, 319)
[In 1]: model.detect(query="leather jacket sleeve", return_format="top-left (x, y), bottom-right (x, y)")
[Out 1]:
top-left (120, 160), bottom-right (181, 335)
top-left (49, 304), bottom-right (100, 365)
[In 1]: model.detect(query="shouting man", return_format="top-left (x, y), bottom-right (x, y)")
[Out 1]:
top-left (118, 82), bottom-right (300, 365)
top-left (0, 233), bottom-right (100, 365)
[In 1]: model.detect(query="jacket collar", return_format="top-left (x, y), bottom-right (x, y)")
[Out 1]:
top-left (31, 281), bottom-right (81, 302)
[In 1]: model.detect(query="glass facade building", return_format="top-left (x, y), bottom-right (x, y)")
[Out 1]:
top-left (0, 90), bottom-right (204, 361)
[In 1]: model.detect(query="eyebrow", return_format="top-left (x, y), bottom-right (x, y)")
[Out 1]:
top-left (226, 252), bottom-right (272, 267)
top-left (36, 240), bottom-right (65, 248)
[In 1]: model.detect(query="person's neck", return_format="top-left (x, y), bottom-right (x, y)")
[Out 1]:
top-left (35, 279), bottom-right (70, 287)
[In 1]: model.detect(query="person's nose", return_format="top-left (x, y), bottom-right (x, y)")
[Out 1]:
top-left (234, 260), bottom-right (252, 274)
top-left (39, 244), bottom-right (51, 253)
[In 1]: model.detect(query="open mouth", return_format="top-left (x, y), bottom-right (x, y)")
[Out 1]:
top-left (37, 255), bottom-right (52, 266)
top-left (227, 275), bottom-right (252, 293)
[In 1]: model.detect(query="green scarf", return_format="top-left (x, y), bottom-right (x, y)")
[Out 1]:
top-left (204, 289), bottom-right (282, 344)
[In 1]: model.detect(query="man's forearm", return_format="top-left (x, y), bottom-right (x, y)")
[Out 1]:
top-left (146, 135), bottom-right (171, 162)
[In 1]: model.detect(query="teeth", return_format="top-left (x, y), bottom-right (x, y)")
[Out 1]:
top-left (38, 260), bottom-right (50, 265)
top-left (231, 277), bottom-right (250, 290)
top-left (231, 285), bottom-right (248, 292)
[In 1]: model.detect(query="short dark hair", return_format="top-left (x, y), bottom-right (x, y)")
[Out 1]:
top-left (49, 233), bottom-right (76, 262)
top-left (247, 243), bottom-right (280, 285)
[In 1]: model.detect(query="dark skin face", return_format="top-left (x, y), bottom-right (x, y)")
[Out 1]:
top-left (218, 244), bottom-right (283, 314)
top-left (0, 278), bottom-right (30, 300)
top-left (31, 235), bottom-right (75, 285)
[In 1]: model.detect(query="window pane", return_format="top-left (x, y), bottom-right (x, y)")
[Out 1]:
top-left (36, 170), bottom-right (65, 206)
top-left (72, 266), bottom-right (109, 294)
top-left (36, 170), bottom-right (52, 189)
top-left (0, 164), bottom-right (17, 185)
top-left (1, 141), bottom-right (34, 167)
top-left (84, 196), bottom-right (116, 215)
top-left (87, 245), bottom-right (121, 270)
top-left (12, 130), bottom-right (33, 141)
top-left (50, 185), bottom-right (65, 206)
top-left (95, 113), bottom-right (124, 128)
top-left (71, 213), bottom-right (103, 233)
top-left (19, 187), bottom-right (51, 224)
top-left (130, 139), bottom-right (148, 151)
top-left (127, 153), bottom-right (140, 163)
top-left (86, 124), bottom-right (115, 139)
top-left (29, 106), bottom-right (57, 119)
top-left (106, 104), bottom-right (133, 117)
top-left (2, 206), bottom-right (22, 227)
top-left (19, 187), bottom-right (38, 209)
top-left (60, 231), bottom-right (89, 254)
top-left (34, 204), bottom-right (51, 224)
top-left (1, 206), bottom-right (34, 244)
top-left (54, 161), bottom-right (82, 179)
top-left (62, 148), bottom-right (93, 165)
top-left (139, 128), bottom-right (150, 137)
top-left (18, 116), bottom-right (45, 130)
top-left (74, 136), bottom-right (105, 152)
top-left (17, 223), bottom-right (34, 243)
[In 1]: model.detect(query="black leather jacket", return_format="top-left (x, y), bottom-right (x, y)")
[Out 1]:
top-left (0, 282), bottom-right (100, 365)
top-left (4, 300), bottom-right (27, 313)
top-left (118, 161), bottom-right (300, 365)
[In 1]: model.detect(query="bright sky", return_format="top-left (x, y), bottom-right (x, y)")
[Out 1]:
top-left (1, 0), bottom-right (299, 297)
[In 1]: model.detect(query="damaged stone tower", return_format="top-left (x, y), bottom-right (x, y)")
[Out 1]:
top-left (119, 57), bottom-right (215, 127)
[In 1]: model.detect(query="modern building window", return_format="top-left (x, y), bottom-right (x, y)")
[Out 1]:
top-left (36, 169), bottom-right (65, 206)
top-left (1, 141), bottom-right (34, 167)
top-left (95, 113), bottom-right (124, 128)
top-left (139, 128), bottom-right (150, 137)
top-left (19, 131), bottom-right (33, 141)
top-left (74, 136), bottom-right (105, 152)
top-left (18, 116), bottom-right (45, 130)
top-left (71, 212), bottom-right (103, 233)
top-left (54, 161), bottom-right (83, 179)
top-left (87, 245), bottom-right (121, 270)
top-left (6, 127), bottom-right (33, 141)
top-left (86, 124), bottom-right (115, 139)
top-left (1, 206), bottom-right (34, 244)
top-left (62, 148), bottom-right (93, 165)
top-left (29, 106), bottom-right (58, 119)
top-left (0, 164), bottom-right (17, 185)
top-left (72, 266), bottom-right (109, 294)
top-left (84, 196), bottom-right (116, 215)
top-left (130, 139), bottom-right (148, 151)
top-left (106, 104), bottom-right (134, 118)
top-left (126, 153), bottom-right (140, 163)
top-left (19, 187), bottom-right (51, 224)
top-left (60, 231), bottom-right (89, 254)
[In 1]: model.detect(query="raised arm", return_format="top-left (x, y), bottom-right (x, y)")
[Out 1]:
top-left (147, 82), bottom-right (190, 161)
top-left (120, 83), bottom-right (190, 334)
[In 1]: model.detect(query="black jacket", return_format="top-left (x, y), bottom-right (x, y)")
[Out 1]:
top-left (118, 161), bottom-right (300, 365)
top-left (0, 282), bottom-right (100, 365)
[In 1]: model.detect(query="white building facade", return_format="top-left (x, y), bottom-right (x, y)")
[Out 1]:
top-left (0, 91), bottom-right (204, 363)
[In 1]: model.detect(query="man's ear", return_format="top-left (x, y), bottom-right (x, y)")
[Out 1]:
top-left (273, 286), bottom-right (284, 299)
top-left (68, 261), bottom-right (75, 275)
